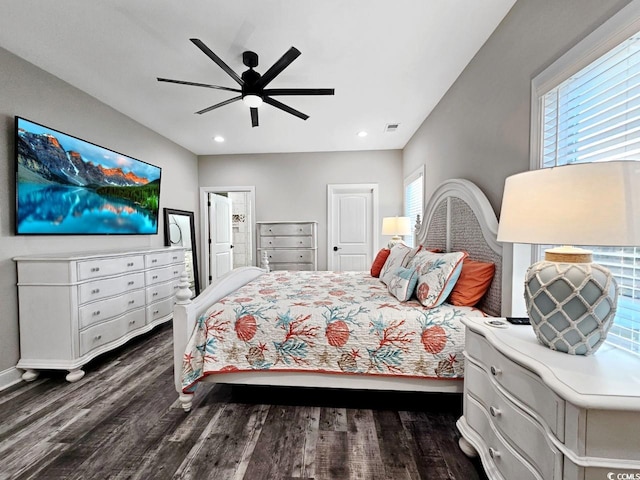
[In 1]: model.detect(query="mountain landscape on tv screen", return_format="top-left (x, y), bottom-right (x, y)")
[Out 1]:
top-left (16, 120), bottom-right (161, 235)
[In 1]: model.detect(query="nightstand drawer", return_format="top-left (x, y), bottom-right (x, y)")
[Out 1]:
top-left (466, 395), bottom-right (543, 480)
top-left (466, 331), bottom-right (565, 440)
top-left (466, 361), bottom-right (562, 479)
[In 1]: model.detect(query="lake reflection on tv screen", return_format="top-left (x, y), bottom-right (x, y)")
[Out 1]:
top-left (17, 183), bottom-right (157, 234)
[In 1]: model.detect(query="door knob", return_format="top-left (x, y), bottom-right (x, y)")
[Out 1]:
top-left (333, 246), bottom-right (341, 251)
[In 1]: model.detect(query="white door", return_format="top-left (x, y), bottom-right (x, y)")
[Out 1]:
top-left (327, 184), bottom-right (378, 271)
top-left (209, 193), bottom-right (233, 280)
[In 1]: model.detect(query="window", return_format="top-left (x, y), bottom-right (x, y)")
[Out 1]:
top-left (533, 4), bottom-right (640, 355)
top-left (403, 167), bottom-right (424, 247)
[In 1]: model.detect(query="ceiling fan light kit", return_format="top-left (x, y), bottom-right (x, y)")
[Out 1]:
top-left (158, 38), bottom-right (335, 128)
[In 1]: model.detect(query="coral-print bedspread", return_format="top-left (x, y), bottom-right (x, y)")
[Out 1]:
top-left (182, 271), bottom-right (484, 392)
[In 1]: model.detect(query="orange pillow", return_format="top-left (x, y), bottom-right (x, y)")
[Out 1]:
top-left (448, 259), bottom-right (495, 307)
top-left (370, 248), bottom-right (391, 277)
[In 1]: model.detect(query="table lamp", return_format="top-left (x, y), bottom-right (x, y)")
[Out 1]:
top-left (382, 216), bottom-right (411, 248)
top-left (497, 161), bottom-right (640, 355)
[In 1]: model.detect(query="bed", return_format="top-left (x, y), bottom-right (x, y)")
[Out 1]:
top-left (172, 178), bottom-right (503, 411)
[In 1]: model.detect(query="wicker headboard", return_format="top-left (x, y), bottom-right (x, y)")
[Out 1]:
top-left (415, 179), bottom-right (502, 317)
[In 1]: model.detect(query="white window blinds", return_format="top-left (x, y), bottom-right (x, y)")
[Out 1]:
top-left (540, 31), bottom-right (640, 355)
top-left (404, 168), bottom-right (423, 248)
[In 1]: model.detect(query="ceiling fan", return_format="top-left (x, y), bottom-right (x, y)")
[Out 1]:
top-left (158, 39), bottom-right (335, 127)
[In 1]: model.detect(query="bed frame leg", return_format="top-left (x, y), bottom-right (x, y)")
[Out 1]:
top-left (179, 393), bottom-right (194, 412)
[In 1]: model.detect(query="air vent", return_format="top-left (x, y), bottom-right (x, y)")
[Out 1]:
top-left (385, 123), bottom-right (400, 133)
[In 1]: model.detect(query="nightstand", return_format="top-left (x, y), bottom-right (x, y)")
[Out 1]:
top-left (457, 317), bottom-right (640, 480)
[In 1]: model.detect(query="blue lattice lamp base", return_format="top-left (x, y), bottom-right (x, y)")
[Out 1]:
top-left (525, 248), bottom-right (619, 356)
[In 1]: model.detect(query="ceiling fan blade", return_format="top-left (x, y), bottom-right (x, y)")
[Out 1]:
top-left (263, 96), bottom-right (309, 120)
top-left (255, 47), bottom-right (301, 89)
top-left (157, 77), bottom-right (242, 93)
top-left (263, 88), bottom-right (335, 96)
top-left (195, 96), bottom-right (241, 115)
top-left (190, 38), bottom-right (244, 86)
top-left (250, 107), bottom-right (259, 127)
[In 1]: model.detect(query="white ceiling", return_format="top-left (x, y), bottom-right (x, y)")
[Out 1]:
top-left (0, 1), bottom-right (515, 156)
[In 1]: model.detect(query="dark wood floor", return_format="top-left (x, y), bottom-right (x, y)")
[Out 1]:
top-left (0, 323), bottom-right (488, 480)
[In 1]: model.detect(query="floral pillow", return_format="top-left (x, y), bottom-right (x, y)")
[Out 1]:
top-left (387, 266), bottom-right (419, 302)
top-left (380, 243), bottom-right (413, 285)
top-left (409, 250), bottom-right (467, 308)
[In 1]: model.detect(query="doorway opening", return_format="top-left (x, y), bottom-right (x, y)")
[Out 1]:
top-left (200, 186), bottom-right (256, 287)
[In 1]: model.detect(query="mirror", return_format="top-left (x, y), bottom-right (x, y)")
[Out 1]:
top-left (163, 208), bottom-right (200, 297)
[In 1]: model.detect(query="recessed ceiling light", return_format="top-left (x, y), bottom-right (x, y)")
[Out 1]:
top-left (357, 131), bottom-right (368, 137)
top-left (213, 136), bottom-right (225, 143)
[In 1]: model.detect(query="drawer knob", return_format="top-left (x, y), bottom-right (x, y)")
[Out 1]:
top-left (152, 275), bottom-right (158, 280)
top-left (91, 267), bottom-right (100, 272)
top-left (174, 270), bottom-right (179, 274)
top-left (93, 310), bottom-right (101, 316)
top-left (127, 262), bottom-right (134, 267)
top-left (128, 281), bottom-right (134, 286)
top-left (490, 365), bottom-right (502, 376)
top-left (173, 256), bottom-right (178, 260)
top-left (129, 300), bottom-right (135, 305)
top-left (153, 309), bottom-right (159, 315)
top-left (152, 259), bottom-right (158, 263)
top-left (490, 406), bottom-right (501, 417)
top-left (91, 289), bottom-right (100, 294)
top-left (129, 320), bottom-right (136, 325)
top-left (489, 447), bottom-right (500, 459)
top-left (153, 292), bottom-right (158, 296)
top-left (94, 335), bottom-right (102, 341)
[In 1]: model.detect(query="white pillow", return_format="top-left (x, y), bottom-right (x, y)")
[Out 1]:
top-left (379, 244), bottom-right (412, 285)
top-left (409, 250), bottom-right (467, 308)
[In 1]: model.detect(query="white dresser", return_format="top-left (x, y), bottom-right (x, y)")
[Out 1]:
top-left (14, 247), bottom-right (185, 382)
top-left (257, 221), bottom-right (317, 271)
top-left (457, 317), bottom-right (640, 480)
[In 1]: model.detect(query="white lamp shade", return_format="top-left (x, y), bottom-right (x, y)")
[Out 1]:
top-left (497, 161), bottom-right (640, 246)
top-left (382, 216), bottom-right (412, 236)
top-left (242, 94), bottom-right (263, 108)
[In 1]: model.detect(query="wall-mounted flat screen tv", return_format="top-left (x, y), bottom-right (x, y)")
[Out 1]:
top-left (15, 116), bottom-right (162, 235)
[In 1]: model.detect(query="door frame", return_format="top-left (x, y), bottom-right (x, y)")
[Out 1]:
top-left (326, 183), bottom-right (379, 271)
top-left (200, 186), bottom-right (256, 288)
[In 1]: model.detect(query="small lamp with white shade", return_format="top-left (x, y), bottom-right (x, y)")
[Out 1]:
top-left (382, 216), bottom-right (412, 248)
top-left (497, 161), bottom-right (640, 355)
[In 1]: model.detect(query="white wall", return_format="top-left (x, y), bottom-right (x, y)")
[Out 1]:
top-left (198, 150), bottom-right (403, 270)
top-left (0, 47), bottom-right (198, 385)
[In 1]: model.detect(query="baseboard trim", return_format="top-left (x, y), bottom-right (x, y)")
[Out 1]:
top-left (0, 367), bottom-right (23, 392)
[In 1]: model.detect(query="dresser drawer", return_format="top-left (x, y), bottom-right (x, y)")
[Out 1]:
top-left (78, 273), bottom-right (145, 305)
top-left (79, 308), bottom-right (146, 356)
top-left (466, 331), bottom-right (565, 440)
top-left (147, 296), bottom-right (176, 324)
top-left (146, 279), bottom-right (179, 303)
top-left (269, 263), bottom-right (315, 271)
top-left (265, 250), bottom-right (314, 264)
top-left (79, 289), bottom-right (146, 329)
top-left (466, 361), bottom-right (562, 479)
top-left (259, 223), bottom-right (313, 236)
top-left (145, 249), bottom-right (184, 268)
top-left (77, 255), bottom-right (144, 280)
top-left (259, 236), bottom-right (314, 248)
top-left (145, 264), bottom-right (184, 286)
top-left (466, 395), bottom-right (543, 480)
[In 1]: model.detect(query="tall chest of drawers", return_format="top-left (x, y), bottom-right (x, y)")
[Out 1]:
top-left (14, 247), bottom-right (185, 382)
top-left (457, 317), bottom-right (640, 480)
top-left (257, 221), bottom-right (317, 271)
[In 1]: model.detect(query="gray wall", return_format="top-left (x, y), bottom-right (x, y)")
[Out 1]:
top-left (0, 47), bottom-right (199, 380)
top-left (403, 0), bottom-right (633, 214)
top-left (402, 0), bottom-right (633, 315)
top-left (198, 150), bottom-right (403, 270)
